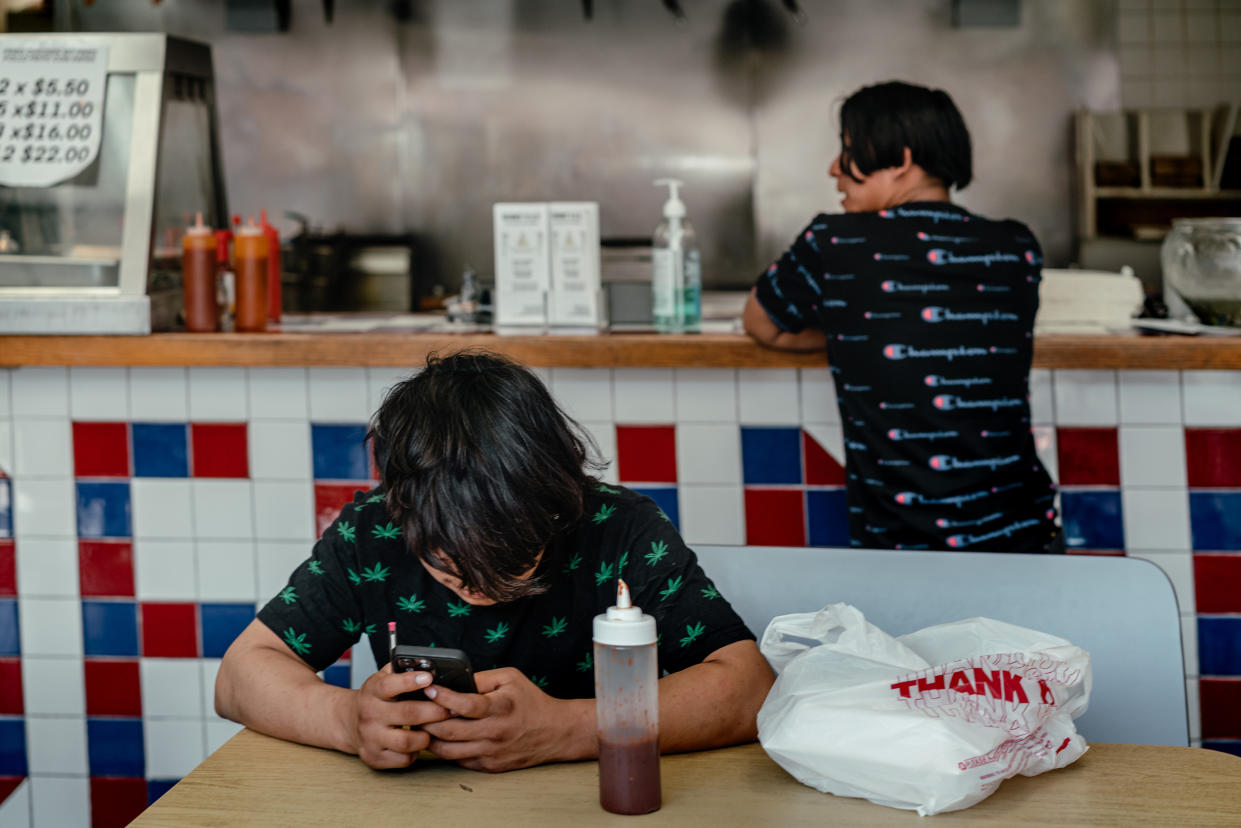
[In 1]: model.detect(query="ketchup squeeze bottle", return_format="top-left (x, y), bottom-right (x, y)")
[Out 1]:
top-left (259, 209), bottom-right (282, 323)
top-left (182, 212), bottom-right (218, 332)
top-left (234, 216), bottom-right (269, 332)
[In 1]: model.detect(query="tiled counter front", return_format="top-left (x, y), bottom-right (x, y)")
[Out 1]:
top-left (0, 364), bottom-right (1239, 826)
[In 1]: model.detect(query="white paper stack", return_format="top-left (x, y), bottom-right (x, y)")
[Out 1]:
top-left (1035, 267), bottom-right (1145, 333)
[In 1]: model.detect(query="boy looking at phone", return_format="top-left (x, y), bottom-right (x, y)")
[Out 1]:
top-left (215, 351), bottom-right (775, 772)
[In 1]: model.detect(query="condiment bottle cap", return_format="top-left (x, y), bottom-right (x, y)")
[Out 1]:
top-left (593, 579), bottom-right (657, 646)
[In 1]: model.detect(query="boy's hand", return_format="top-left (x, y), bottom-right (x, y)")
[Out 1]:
top-left (349, 664), bottom-right (453, 769)
top-left (420, 667), bottom-right (593, 772)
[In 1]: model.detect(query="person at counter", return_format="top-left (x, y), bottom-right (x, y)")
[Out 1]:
top-left (215, 350), bottom-right (774, 771)
top-left (744, 80), bottom-right (1057, 553)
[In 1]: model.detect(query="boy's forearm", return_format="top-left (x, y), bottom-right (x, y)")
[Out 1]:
top-left (656, 641), bottom-right (775, 753)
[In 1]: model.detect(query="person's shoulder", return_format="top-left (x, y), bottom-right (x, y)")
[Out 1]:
top-left (326, 486), bottom-right (398, 549)
top-left (578, 483), bottom-right (674, 534)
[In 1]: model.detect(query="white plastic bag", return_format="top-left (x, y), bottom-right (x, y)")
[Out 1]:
top-left (756, 603), bottom-right (1092, 816)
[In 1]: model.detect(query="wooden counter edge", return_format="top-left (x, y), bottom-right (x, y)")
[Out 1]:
top-left (3, 332), bottom-right (1241, 369)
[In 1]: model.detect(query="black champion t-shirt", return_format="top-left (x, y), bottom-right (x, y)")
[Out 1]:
top-left (257, 484), bottom-right (754, 698)
top-left (754, 202), bottom-right (1056, 552)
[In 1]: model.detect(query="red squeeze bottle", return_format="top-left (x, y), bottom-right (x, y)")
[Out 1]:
top-left (234, 216), bottom-right (269, 332)
top-left (182, 212), bottom-right (219, 332)
top-left (260, 209), bottom-right (282, 322)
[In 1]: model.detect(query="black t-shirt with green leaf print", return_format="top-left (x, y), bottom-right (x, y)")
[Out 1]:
top-left (256, 484), bottom-right (756, 699)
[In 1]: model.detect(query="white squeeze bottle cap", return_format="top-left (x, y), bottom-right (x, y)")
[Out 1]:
top-left (593, 579), bottom-right (657, 646)
top-left (654, 178), bottom-right (686, 220)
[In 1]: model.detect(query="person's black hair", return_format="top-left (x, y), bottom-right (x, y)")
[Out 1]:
top-left (838, 80), bottom-right (972, 191)
top-left (367, 350), bottom-right (603, 602)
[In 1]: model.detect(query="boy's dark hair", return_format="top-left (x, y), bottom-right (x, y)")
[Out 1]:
top-left (838, 80), bottom-right (972, 191)
top-left (367, 350), bottom-right (602, 602)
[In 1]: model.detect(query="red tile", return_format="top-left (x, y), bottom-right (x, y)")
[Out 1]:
top-left (140, 603), bottom-right (199, 658)
top-left (0, 658), bottom-right (22, 715)
top-left (1056, 427), bottom-right (1119, 486)
top-left (0, 541), bottom-right (14, 596)
top-left (1200, 678), bottom-right (1241, 740)
top-left (1186, 429), bottom-right (1241, 488)
top-left (73, 422), bottom-right (131, 478)
top-left (803, 431), bottom-right (845, 486)
top-left (0, 779), bottom-right (22, 808)
top-left (84, 659), bottom-right (142, 716)
top-left (314, 483), bottom-right (367, 538)
top-left (190, 424), bottom-right (249, 478)
top-left (1194, 554), bottom-right (1241, 614)
top-left (90, 777), bottom-right (148, 828)
top-left (744, 488), bottom-right (806, 546)
top-left (79, 541), bottom-right (135, 598)
top-left (616, 425), bottom-right (677, 484)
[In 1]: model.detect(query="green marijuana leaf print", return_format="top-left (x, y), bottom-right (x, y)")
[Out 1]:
top-left (361, 563), bottom-right (390, 583)
top-left (594, 560), bottom-right (615, 586)
top-left (396, 594), bottom-right (426, 613)
top-left (342, 618), bottom-right (362, 635)
top-left (576, 652), bottom-right (593, 672)
top-left (366, 493), bottom-right (385, 504)
top-left (657, 509), bottom-right (672, 523)
top-left (278, 586), bottom-right (297, 605)
top-left (447, 600), bottom-right (472, 618)
top-left (645, 540), bottom-right (669, 565)
top-left (597, 484), bottom-right (621, 495)
top-left (484, 622), bottom-right (510, 644)
top-left (562, 553), bottom-right (583, 573)
top-left (531, 675), bottom-right (549, 689)
top-left (371, 522), bottom-right (401, 540)
top-left (346, 568), bottom-right (362, 586)
top-left (282, 627), bottom-right (311, 656)
top-left (679, 621), bottom-right (706, 648)
top-left (658, 575), bottom-right (684, 601)
top-left (592, 504), bottom-right (616, 524)
top-left (618, 550), bottom-right (629, 571)
top-left (541, 616), bottom-right (568, 638)
top-left (307, 559), bottom-right (324, 575)
top-left (337, 521), bottom-right (357, 543)
top-left (701, 584), bottom-right (721, 600)
top-left (363, 624), bottom-right (377, 636)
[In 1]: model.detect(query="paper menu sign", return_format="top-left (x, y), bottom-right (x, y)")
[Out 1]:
top-left (549, 202), bottom-right (601, 327)
top-left (493, 202), bottom-right (550, 326)
top-left (0, 39), bottom-right (109, 188)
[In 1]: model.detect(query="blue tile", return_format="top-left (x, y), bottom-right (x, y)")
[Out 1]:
top-left (200, 603), bottom-right (255, 658)
top-left (806, 489), bottom-right (850, 547)
top-left (87, 718), bottom-right (145, 776)
top-left (0, 599), bottom-right (17, 656)
top-left (147, 778), bottom-right (180, 805)
top-left (1203, 741), bottom-right (1241, 759)
top-left (323, 664), bottom-right (351, 689)
top-left (1190, 492), bottom-right (1241, 551)
top-left (0, 478), bottom-right (11, 537)
top-left (1198, 617), bottom-right (1241, 675)
top-left (1059, 490), bottom-right (1124, 550)
top-left (82, 600), bottom-right (139, 657)
top-left (0, 719), bottom-right (26, 776)
top-left (311, 424), bottom-right (370, 481)
top-left (741, 427), bottom-right (802, 485)
top-left (76, 481), bottom-right (131, 539)
top-left (631, 487), bottom-right (679, 532)
top-left (132, 423), bottom-right (189, 478)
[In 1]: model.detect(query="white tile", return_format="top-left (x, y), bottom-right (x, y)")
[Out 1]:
top-left (196, 540), bottom-right (257, 602)
top-left (0, 419), bottom-right (12, 477)
top-left (133, 539), bottom-right (197, 601)
top-left (11, 367), bottom-right (68, 418)
top-left (200, 658), bottom-right (223, 719)
top-left (1053, 370), bottom-right (1118, 425)
top-left (578, 421), bottom-right (617, 484)
top-left (192, 480), bottom-right (255, 539)
top-left (12, 479), bottom-right (75, 540)
top-left (252, 481), bottom-right (314, 540)
top-left (551, 368), bottom-right (613, 422)
top-left (206, 719), bottom-right (245, 755)
top-left (248, 421), bottom-right (312, 480)
top-left (24, 716), bottom-right (87, 774)
top-left (675, 369), bottom-right (737, 424)
top-left (18, 597), bottom-right (82, 656)
top-left (308, 367), bottom-right (370, 421)
top-left (1032, 425), bottom-right (1058, 484)
top-left (366, 367), bottom-right (415, 415)
top-left (20, 657), bottom-right (85, 716)
top-left (1186, 678), bottom-right (1200, 742)
top-left (141, 658), bottom-right (204, 718)
top-left (68, 367), bottom-right (128, 421)
top-left (803, 423), bottom-right (845, 466)
top-left (738, 369), bottom-right (800, 424)
top-left (1029, 369), bottom-right (1054, 424)
top-left (527, 366), bottom-right (551, 388)
top-left (28, 777), bottom-right (88, 828)
top-left (0, 777), bottom-right (30, 828)
top-left (1128, 550), bottom-right (1196, 614)
top-left (676, 424), bottom-right (741, 484)
top-left (247, 367), bottom-right (309, 420)
top-left (129, 367), bottom-right (189, 422)
top-left (1182, 371), bottom-right (1241, 425)
top-left (1119, 425), bottom-right (1187, 487)
top-left (351, 642), bottom-right (375, 687)
top-left (799, 368), bottom-right (839, 425)
top-left (0, 370), bottom-right (10, 420)
top-left (1119, 370), bottom-right (1182, 424)
top-left (12, 419), bottom-right (72, 478)
top-left (256, 540), bottom-right (312, 601)
top-left (1181, 614), bottom-right (1199, 679)
top-left (679, 485), bottom-right (745, 546)
top-left (613, 369), bottom-right (676, 423)
top-left (131, 478), bottom-right (194, 539)
top-left (15, 538), bottom-right (78, 598)
top-left (189, 367), bottom-right (248, 421)
top-left (1121, 489), bottom-right (1192, 551)
top-left (1119, 11), bottom-right (1151, 43)
top-left (145, 719), bottom-right (208, 777)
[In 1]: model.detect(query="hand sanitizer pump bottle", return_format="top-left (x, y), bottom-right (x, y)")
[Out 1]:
top-left (651, 178), bottom-right (702, 333)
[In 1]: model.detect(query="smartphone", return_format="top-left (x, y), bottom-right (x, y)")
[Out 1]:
top-left (391, 644), bottom-right (477, 701)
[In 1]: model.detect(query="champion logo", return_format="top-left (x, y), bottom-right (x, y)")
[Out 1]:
top-left (836, 333), bottom-right (869, 342)
top-left (829, 236), bottom-right (865, 244)
top-left (917, 231), bottom-right (977, 244)
top-left (874, 252), bottom-right (911, 261)
top-left (929, 453), bottom-right (1021, 471)
top-left (864, 311), bottom-right (901, 319)
top-left (979, 429), bottom-right (1011, 438)
top-left (895, 489), bottom-right (993, 507)
top-left (887, 428), bottom-right (959, 441)
top-left (920, 306), bottom-right (1020, 325)
top-left (881, 280), bottom-right (951, 293)
top-left (822, 272), bottom-right (855, 280)
top-left (936, 511), bottom-right (1003, 529)
top-left (924, 374), bottom-right (992, 388)
top-left (822, 298), bottom-right (847, 307)
top-left (1025, 250), bottom-right (1041, 265)
top-left (977, 284), bottom-right (1012, 293)
top-left (927, 249), bottom-right (1021, 267)
top-left (766, 263), bottom-right (777, 275)
top-left (878, 401), bottom-right (915, 410)
top-left (883, 344), bottom-right (991, 361)
top-left (946, 517), bottom-right (1041, 548)
top-left (933, 394), bottom-right (1023, 411)
top-left (878, 207), bottom-right (969, 223)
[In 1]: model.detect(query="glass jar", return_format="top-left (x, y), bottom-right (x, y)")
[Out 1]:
top-left (1160, 217), bottom-right (1241, 327)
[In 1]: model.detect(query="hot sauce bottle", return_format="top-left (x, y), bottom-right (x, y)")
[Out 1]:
top-left (593, 579), bottom-right (661, 815)
top-left (234, 217), bottom-right (269, 332)
top-left (182, 212), bottom-right (219, 332)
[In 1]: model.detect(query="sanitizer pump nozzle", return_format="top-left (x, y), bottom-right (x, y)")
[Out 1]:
top-left (650, 178), bottom-right (701, 333)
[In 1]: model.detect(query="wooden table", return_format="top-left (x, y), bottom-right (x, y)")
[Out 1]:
top-left (133, 730), bottom-right (1241, 827)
